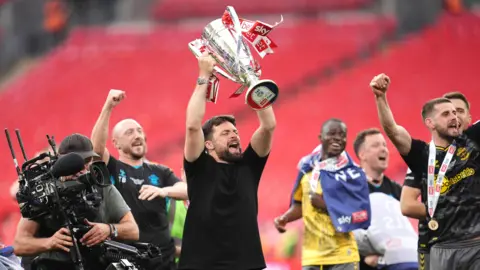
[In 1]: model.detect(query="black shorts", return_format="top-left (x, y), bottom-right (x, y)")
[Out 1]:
top-left (418, 251), bottom-right (430, 270)
top-left (430, 239), bottom-right (480, 270)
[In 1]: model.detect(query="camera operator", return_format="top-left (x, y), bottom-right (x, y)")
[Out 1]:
top-left (12, 133), bottom-right (139, 270)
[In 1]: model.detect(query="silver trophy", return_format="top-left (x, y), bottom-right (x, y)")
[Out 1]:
top-left (188, 6), bottom-right (282, 110)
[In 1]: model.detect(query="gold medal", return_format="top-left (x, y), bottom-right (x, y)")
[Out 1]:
top-left (428, 219), bottom-right (439, 231)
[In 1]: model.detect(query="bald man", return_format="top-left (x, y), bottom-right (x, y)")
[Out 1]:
top-left (91, 89), bottom-right (188, 270)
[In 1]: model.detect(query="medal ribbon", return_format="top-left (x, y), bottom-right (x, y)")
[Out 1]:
top-left (221, 11), bottom-right (283, 58)
top-left (427, 140), bottom-right (456, 219)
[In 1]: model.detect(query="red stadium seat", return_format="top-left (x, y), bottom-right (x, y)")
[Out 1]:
top-left (152, 0), bottom-right (375, 21)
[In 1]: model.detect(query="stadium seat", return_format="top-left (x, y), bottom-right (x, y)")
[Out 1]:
top-left (152, 0), bottom-right (375, 21)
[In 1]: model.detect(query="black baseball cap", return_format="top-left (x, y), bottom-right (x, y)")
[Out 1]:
top-left (58, 133), bottom-right (100, 159)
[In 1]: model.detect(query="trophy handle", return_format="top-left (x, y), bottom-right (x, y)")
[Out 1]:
top-left (225, 6), bottom-right (243, 75)
top-left (245, 79), bottom-right (279, 111)
top-left (188, 40), bottom-right (241, 83)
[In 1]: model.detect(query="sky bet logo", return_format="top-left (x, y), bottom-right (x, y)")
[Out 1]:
top-left (337, 215), bottom-right (352, 225)
top-left (254, 25), bottom-right (272, 36)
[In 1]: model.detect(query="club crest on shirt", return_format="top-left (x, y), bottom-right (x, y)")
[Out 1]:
top-left (149, 174), bottom-right (159, 186)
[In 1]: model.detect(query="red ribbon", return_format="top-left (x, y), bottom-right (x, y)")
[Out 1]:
top-left (221, 11), bottom-right (282, 58)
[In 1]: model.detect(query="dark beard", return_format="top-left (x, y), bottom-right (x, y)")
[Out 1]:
top-left (438, 129), bottom-right (457, 142)
top-left (127, 148), bottom-right (145, 160)
top-left (218, 149), bottom-right (243, 163)
top-left (131, 153), bottom-right (144, 160)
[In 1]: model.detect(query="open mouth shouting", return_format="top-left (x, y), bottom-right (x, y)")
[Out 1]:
top-left (228, 141), bottom-right (241, 154)
top-left (132, 140), bottom-right (145, 151)
top-left (447, 121), bottom-right (460, 134)
top-left (378, 154), bottom-right (387, 162)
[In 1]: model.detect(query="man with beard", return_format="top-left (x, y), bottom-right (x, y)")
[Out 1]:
top-left (370, 73), bottom-right (480, 270)
top-left (91, 90), bottom-right (188, 270)
top-left (274, 118), bottom-right (372, 270)
top-left (400, 91), bottom-right (473, 270)
top-left (179, 53), bottom-right (276, 270)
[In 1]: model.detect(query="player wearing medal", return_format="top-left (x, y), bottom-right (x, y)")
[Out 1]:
top-left (370, 73), bottom-right (480, 270)
top-left (400, 91), bottom-right (473, 270)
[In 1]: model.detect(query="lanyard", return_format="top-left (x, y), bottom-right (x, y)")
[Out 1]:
top-left (427, 140), bottom-right (456, 218)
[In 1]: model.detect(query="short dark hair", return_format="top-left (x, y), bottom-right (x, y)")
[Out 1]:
top-left (321, 118), bottom-right (345, 134)
top-left (421, 98), bottom-right (452, 120)
top-left (353, 128), bottom-right (381, 158)
top-left (202, 115), bottom-right (236, 140)
top-left (443, 91), bottom-right (470, 110)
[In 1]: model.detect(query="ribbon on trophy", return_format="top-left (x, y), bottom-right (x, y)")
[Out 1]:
top-left (221, 11), bottom-right (283, 99)
top-left (191, 42), bottom-right (221, 104)
top-left (221, 11), bottom-right (283, 59)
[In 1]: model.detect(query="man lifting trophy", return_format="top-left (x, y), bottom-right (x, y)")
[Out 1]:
top-left (188, 6), bottom-right (283, 110)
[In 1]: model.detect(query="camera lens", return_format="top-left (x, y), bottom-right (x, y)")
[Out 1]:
top-left (88, 162), bottom-right (111, 186)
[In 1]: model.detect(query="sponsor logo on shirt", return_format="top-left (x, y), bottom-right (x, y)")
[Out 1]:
top-left (130, 177), bottom-right (144, 185)
top-left (337, 215), bottom-right (351, 225)
top-left (352, 210), bottom-right (368, 223)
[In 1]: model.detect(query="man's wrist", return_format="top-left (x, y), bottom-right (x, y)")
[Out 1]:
top-left (374, 93), bottom-right (387, 100)
top-left (198, 72), bottom-right (212, 79)
top-left (109, 224), bottom-right (118, 239)
top-left (102, 102), bottom-right (114, 112)
top-left (196, 76), bottom-right (209, 86)
top-left (162, 187), bottom-right (171, 198)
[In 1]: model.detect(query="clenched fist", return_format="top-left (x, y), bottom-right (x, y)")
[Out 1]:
top-left (274, 215), bottom-right (288, 233)
top-left (198, 52), bottom-right (216, 78)
top-left (370, 73), bottom-right (390, 97)
top-left (105, 89), bottom-right (126, 109)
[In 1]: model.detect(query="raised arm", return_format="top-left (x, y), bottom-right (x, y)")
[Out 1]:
top-left (370, 74), bottom-right (412, 156)
top-left (184, 53), bottom-right (215, 162)
top-left (250, 106), bottom-right (276, 157)
top-left (91, 89), bottom-right (126, 164)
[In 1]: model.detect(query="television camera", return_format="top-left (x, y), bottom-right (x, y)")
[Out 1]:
top-left (4, 129), bottom-right (161, 270)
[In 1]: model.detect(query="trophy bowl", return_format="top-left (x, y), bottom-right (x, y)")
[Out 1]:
top-left (188, 6), bottom-right (282, 110)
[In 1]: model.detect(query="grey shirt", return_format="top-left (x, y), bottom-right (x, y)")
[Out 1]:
top-left (97, 185), bottom-right (131, 224)
top-left (23, 185), bottom-right (131, 267)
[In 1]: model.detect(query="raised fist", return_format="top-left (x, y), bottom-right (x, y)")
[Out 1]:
top-left (106, 89), bottom-right (126, 109)
top-left (198, 52), bottom-right (216, 78)
top-left (370, 73), bottom-right (390, 96)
